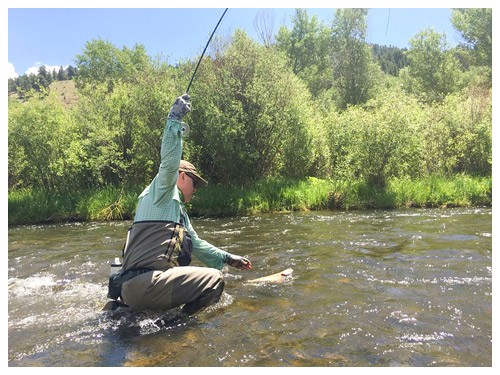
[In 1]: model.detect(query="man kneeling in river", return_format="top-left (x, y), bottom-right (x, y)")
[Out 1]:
top-left (112, 94), bottom-right (252, 315)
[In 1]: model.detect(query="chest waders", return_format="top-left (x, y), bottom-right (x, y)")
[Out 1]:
top-left (107, 218), bottom-right (193, 301)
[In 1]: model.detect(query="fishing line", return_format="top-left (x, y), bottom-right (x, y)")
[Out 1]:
top-left (385, 9), bottom-right (391, 39)
top-left (186, 8), bottom-right (229, 94)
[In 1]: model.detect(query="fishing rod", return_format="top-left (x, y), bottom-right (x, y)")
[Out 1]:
top-left (186, 8), bottom-right (229, 94)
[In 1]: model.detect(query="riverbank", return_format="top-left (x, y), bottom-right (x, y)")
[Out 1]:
top-left (8, 175), bottom-right (492, 225)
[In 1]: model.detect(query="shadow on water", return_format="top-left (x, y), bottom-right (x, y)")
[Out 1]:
top-left (8, 208), bottom-right (492, 366)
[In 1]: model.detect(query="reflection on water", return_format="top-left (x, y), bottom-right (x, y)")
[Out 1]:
top-left (8, 208), bottom-right (492, 366)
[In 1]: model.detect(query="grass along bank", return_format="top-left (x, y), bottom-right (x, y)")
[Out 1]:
top-left (8, 175), bottom-right (492, 225)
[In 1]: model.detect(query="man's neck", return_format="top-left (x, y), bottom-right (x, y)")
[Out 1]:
top-left (178, 188), bottom-right (185, 204)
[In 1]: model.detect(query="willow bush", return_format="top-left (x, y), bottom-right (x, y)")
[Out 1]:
top-left (325, 86), bottom-right (426, 187)
top-left (324, 82), bottom-right (491, 188)
top-left (187, 30), bottom-right (320, 184)
top-left (8, 90), bottom-right (87, 191)
top-left (421, 86), bottom-right (492, 176)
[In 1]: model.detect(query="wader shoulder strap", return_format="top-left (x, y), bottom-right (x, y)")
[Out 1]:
top-left (122, 226), bottom-right (133, 258)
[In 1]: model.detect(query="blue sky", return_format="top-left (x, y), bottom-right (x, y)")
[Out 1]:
top-left (6, 2), bottom-right (472, 79)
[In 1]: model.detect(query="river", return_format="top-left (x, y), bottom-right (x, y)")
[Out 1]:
top-left (8, 208), bottom-right (492, 366)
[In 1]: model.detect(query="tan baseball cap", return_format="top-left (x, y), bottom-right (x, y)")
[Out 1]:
top-left (179, 160), bottom-right (208, 186)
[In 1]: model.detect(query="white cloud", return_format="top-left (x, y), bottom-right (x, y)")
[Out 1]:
top-left (8, 63), bottom-right (18, 79)
top-left (25, 66), bottom-right (40, 75)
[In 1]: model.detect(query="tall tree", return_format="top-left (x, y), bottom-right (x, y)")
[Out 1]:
top-left (451, 8), bottom-right (492, 67)
top-left (67, 66), bottom-right (77, 79)
top-left (74, 39), bottom-right (150, 92)
top-left (330, 8), bottom-right (380, 109)
top-left (254, 9), bottom-right (276, 47)
top-left (401, 28), bottom-right (462, 103)
top-left (275, 9), bottom-right (332, 96)
top-left (57, 66), bottom-right (67, 80)
top-left (37, 65), bottom-right (51, 87)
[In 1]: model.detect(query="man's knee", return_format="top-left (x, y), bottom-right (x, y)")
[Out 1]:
top-left (209, 268), bottom-right (224, 285)
top-left (205, 269), bottom-right (225, 298)
top-left (181, 269), bottom-right (225, 315)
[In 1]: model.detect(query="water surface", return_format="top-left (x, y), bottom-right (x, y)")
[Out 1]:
top-left (8, 208), bottom-right (492, 366)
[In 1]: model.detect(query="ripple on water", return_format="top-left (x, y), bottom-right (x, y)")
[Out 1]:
top-left (8, 209), bottom-right (492, 366)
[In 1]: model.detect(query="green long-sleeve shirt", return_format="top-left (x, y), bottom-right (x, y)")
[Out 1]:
top-left (132, 118), bottom-right (229, 270)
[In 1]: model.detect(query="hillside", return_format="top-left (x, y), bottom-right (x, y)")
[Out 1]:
top-left (49, 80), bottom-right (79, 107)
top-left (8, 79), bottom-right (79, 107)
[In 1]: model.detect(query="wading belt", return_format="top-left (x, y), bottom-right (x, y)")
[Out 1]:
top-left (120, 268), bottom-right (154, 282)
